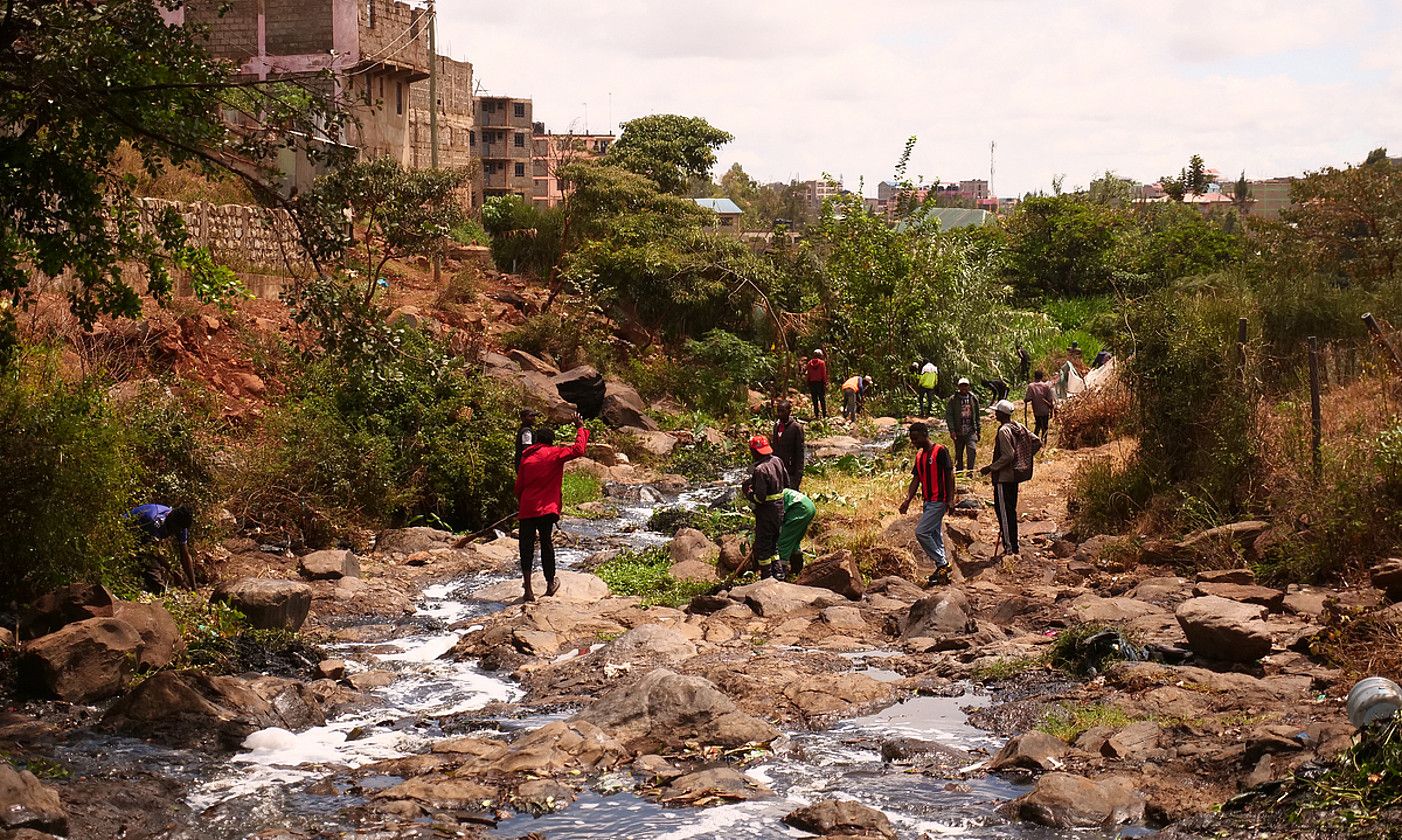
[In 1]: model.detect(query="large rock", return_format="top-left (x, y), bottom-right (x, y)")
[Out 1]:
top-left (376, 526), bottom-right (456, 555)
top-left (729, 578), bottom-right (843, 618)
top-left (670, 529), bottom-right (719, 567)
top-left (661, 767), bottom-right (769, 804)
top-left (903, 588), bottom-right (974, 638)
top-left (483, 359), bottom-right (576, 424)
top-left (552, 365), bottom-right (606, 418)
top-left (1003, 772), bottom-right (1145, 829)
top-left (784, 799), bottom-right (895, 839)
top-left (212, 578), bottom-right (312, 631)
top-left (603, 625), bottom-right (697, 665)
top-left (574, 668), bottom-right (779, 753)
top-left (20, 583), bottom-right (115, 640)
top-left (18, 617), bottom-right (143, 703)
top-left (508, 348), bottom-right (560, 376)
top-left (795, 550), bottom-right (864, 600)
top-left (621, 428), bottom-right (677, 458)
top-left (472, 570), bottom-right (610, 603)
top-left (104, 671), bottom-right (325, 750)
top-left (1192, 582), bottom-right (1285, 612)
top-left (0, 764), bottom-right (67, 834)
top-left (1175, 595), bottom-right (1273, 662)
top-left (1177, 521), bottom-right (1270, 554)
top-left (112, 601), bottom-right (183, 670)
top-left (988, 730), bottom-right (1067, 772)
top-left (1371, 558), bottom-right (1402, 601)
top-left (601, 380), bottom-right (658, 431)
top-left (716, 535), bottom-right (748, 577)
top-left (1068, 594), bottom-right (1165, 624)
top-left (298, 549), bottom-right (360, 580)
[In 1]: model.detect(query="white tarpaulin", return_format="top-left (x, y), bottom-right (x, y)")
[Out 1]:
top-left (1083, 356), bottom-right (1118, 390)
top-left (1056, 360), bottom-right (1085, 399)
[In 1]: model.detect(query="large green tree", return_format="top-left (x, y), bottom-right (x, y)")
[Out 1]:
top-left (0, 0), bottom-right (340, 360)
top-left (605, 115), bottom-right (734, 195)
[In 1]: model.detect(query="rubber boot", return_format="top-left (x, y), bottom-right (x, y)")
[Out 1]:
top-left (760, 563), bottom-right (774, 580)
top-left (545, 577), bottom-right (560, 598)
top-left (772, 558), bottom-right (787, 582)
top-left (788, 552), bottom-right (804, 576)
top-left (522, 575), bottom-right (536, 603)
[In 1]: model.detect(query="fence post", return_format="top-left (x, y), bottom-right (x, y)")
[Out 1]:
top-left (1236, 317), bottom-right (1248, 384)
top-left (1363, 312), bottom-right (1402, 376)
top-left (1309, 336), bottom-right (1322, 481)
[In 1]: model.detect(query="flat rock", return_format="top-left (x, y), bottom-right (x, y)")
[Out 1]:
top-left (473, 570), bottom-right (611, 603)
top-left (989, 730), bottom-right (1066, 772)
top-left (1002, 772), bottom-right (1145, 829)
top-left (795, 550), bottom-right (864, 600)
top-left (1196, 568), bottom-right (1256, 586)
top-left (729, 579), bottom-right (844, 617)
top-left (1102, 721), bottom-right (1162, 759)
top-left (212, 578), bottom-right (312, 631)
top-left (1192, 582), bottom-right (1285, 612)
top-left (1069, 594), bottom-right (1165, 624)
top-left (299, 549), bottom-right (360, 580)
top-left (574, 668), bottom-right (779, 754)
top-left (104, 671), bottom-right (325, 750)
top-left (661, 767), bottom-right (768, 804)
top-left (784, 799), bottom-right (895, 838)
top-left (1175, 595), bottom-right (1272, 662)
top-left (376, 526), bottom-right (457, 555)
top-left (603, 624), bottom-right (697, 665)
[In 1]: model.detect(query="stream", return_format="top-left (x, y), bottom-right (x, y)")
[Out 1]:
top-left (50, 459), bottom-right (1141, 839)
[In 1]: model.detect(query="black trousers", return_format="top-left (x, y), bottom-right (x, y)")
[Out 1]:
top-left (953, 435), bottom-right (977, 472)
top-left (993, 481), bottom-right (1020, 554)
top-left (1034, 413), bottom-right (1050, 440)
top-left (519, 514), bottom-right (559, 580)
top-left (808, 382), bottom-right (827, 417)
top-left (753, 501), bottom-right (783, 567)
top-left (918, 387), bottom-right (936, 417)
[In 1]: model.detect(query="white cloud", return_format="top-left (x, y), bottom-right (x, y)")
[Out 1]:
top-left (435, 0), bottom-right (1402, 195)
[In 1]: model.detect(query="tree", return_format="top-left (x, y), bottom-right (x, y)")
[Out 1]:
top-left (1088, 171), bottom-right (1139, 207)
top-left (720, 163), bottom-right (758, 209)
top-left (1234, 171), bottom-right (1249, 204)
top-left (1365, 147), bottom-right (1391, 167)
top-left (1159, 173), bottom-right (1188, 202)
top-left (0, 0), bottom-right (342, 361)
top-left (604, 115), bottom-right (734, 195)
top-left (1186, 154), bottom-right (1210, 195)
top-left (302, 158), bottom-right (470, 305)
top-left (1001, 195), bottom-right (1125, 295)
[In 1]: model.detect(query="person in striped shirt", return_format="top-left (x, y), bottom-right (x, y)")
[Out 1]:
top-left (898, 422), bottom-right (956, 586)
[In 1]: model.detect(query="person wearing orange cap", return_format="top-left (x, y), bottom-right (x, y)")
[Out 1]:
top-left (742, 434), bottom-right (791, 579)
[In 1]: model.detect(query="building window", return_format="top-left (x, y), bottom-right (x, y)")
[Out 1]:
top-left (366, 0), bottom-right (375, 28)
top-left (514, 162), bottom-right (526, 177)
top-left (395, 82), bottom-right (403, 115)
top-left (469, 130), bottom-right (476, 147)
top-left (513, 102), bottom-right (526, 118)
top-left (513, 132), bottom-right (524, 148)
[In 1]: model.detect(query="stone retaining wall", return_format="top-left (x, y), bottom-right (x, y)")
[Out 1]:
top-left (139, 198), bottom-right (309, 274)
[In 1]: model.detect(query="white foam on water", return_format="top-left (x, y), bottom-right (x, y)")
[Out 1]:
top-left (377, 631), bottom-right (461, 663)
top-left (235, 724), bottom-right (413, 768)
top-left (651, 801), bottom-right (783, 840)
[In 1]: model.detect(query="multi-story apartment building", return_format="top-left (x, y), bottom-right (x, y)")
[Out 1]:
top-left (408, 56), bottom-right (475, 175)
top-left (957, 179), bottom-right (991, 201)
top-left (800, 178), bottom-right (844, 213)
top-left (475, 95), bottom-right (535, 203)
top-left (1245, 177), bottom-right (1294, 220)
top-left (530, 130), bottom-right (614, 208)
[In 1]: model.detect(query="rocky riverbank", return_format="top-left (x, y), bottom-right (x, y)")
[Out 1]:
top-left (0, 424), bottom-right (1394, 839)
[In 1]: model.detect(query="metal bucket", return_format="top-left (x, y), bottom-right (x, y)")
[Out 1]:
top-left (1346, 676), bottom-right (1402, 728)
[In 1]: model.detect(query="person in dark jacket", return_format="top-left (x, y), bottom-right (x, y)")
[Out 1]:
top-left (981, 377), bottom-right (1010, 403)
top-left (945, 378), bottom-right (981, 474)
top-left (128, 503), bottom-right (196, 588)
top-left (772, 400), bottom-right (805, 490)
top-left (743, 434), bottom-right (791, 579)
top-left (514, 409), bottom-right (538, 470)
top-left (981, 400), bottom-right (1023, 557)
top-left (1017, 345), bottom-right (1032, 384)
top-left (514, 416), bottom-right (589, 601)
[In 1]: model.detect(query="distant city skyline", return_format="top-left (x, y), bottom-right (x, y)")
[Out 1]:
top-left (438, 1), bottom-right (1402, 198)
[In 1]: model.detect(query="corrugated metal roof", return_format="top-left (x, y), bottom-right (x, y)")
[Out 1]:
top-left (692, 198), bottom-right (744, 214)
top-left (895, 206), bottom-right (993, 232)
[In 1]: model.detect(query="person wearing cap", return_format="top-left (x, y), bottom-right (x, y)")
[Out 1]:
top-left (898, 422), bottom-right (956, 586)
top-left (917, 361), bottom-right (939, 417)
top-left (805, 349), bottom-right (829, 418)
top-left (945, 378), bottom-right (981, 474)
top-left (981, 399), bottom-right (1026, 557)
top-left (742, 434), bottom-right (791, 579)
top-left (772, 399), bottom-right (805, 490)
top-left (514, 414), bottom-right (590, 601)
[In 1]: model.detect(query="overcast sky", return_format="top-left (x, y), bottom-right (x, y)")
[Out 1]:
top-left (436, 0), bottom-right (1402, 197)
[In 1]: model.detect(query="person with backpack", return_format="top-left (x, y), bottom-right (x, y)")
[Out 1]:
top-left (898, 422), bottom-right (956, 586)
top-left (805, 350), bottom-right (829, 418)
top-left (981, 399), bottom-right (1041, 558)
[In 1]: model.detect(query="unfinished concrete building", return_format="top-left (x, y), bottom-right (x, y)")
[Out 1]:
top-left (475, 95), bottom-right (535, 203)
top-left (408, 56), bottom-right (475, 177)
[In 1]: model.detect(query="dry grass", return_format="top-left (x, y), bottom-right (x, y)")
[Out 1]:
top-left (113, 143), bottom-right (256, 206)
top-left (1056, 381), bottom-right (1130, 449)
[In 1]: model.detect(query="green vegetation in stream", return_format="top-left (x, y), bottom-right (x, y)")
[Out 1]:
top-left (647, 505), bottom-right (749, 542)
top-left (1037, 702), bottom-right (1139, 742)
top-left (594, 546), bottom-right (715, 608)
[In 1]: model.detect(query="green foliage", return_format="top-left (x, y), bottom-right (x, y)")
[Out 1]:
top-left (174, 246), bottom-right (252, 311)
top-left (971, 655), bottom-right (1044, 682)
top-left (120, 381), bottom-right (220, 518)
top-left (605, 115), bottom-right (734, 195)
top-left (593, 546), bottom-right (715, 607)
top-left (561, 473), bottom-right (602, 510)
top-left (0, 0), bottom-right (345, 361)
top-left (647, 505), bottom-right (750, 542)
top-left (1038, 702), bottom-right (1137, 741)
top-left (0, 350), bottom-right (142, 598)
top-left (1002, 195), bottom-right (1125, 296)
top-left (481, 195), bottom-right (564, 278)
top-left (668, 440), bottom-right (748, 483)
top-left (451, 217), bottom-right (490, 246)
top-left (501, 312), bottom-right (614, 372)
top-left (1262, 716), bottom-right (1402, 835)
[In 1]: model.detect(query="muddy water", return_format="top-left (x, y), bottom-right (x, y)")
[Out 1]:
top-left (52, 456), bottom-right (1134, 839)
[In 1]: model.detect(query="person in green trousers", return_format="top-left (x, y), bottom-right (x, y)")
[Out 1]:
top-left (776, 488), bottom-right (817, 577)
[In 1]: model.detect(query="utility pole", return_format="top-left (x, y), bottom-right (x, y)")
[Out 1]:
top-left (427, 0), bottom-right (438, 169)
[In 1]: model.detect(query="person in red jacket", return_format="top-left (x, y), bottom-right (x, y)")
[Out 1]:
top-left (514, 415), bottom-right (589, 601)
top-left (805, 349), bottom-right (829, 418)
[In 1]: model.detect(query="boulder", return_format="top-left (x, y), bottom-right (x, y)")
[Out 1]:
top-left (317, 659), bottom-right (347, 680)
top-left (0, 764), bottom-right (66, 834)
top-left (601, 380), bottom-right (657, 431)
top-left (622, 428), bottom-right (677, 458)
top-left (1003, 772), bottom-right (1145, 829)
top-left (717, 535), bottom-right (748, 576)
top-left (1192, 582), bottom-right (1285, 612)
top-left (821, 605), bottom-right (868, 633)
top-left (809, 435), bottom-right (864, 459)
top-left (1068, 594), bottom-right (1165, 624)
top-left (491, 720), bottom-right (628, 775)
top-left (729, 578), bottom-right (842, 617)
top-left (988, 730), bottom-right (1067, 772)
top-left (104, 671), bottom-right (325, 750)
top-left (670, 560), bottom-right (719, 583)
top-left (575, 668), bottom-right (779, 753)
top-left (783, 799), bottom-right (895, 839)
top-left (1102, 721), bottom-right (1162, 760)
top-left (387, 305), bottom-right (426, 329)
top-left (670, 528), bottom-right (719, 567)
top-left (112, 601), bottom-right (183, 670)
top-left (20, 583), bottom-right (115, 640)
top-left (18, 617), bottom-right (143, 703)
top-left (376, 526), bottom-right (456, 555)
top-left (472, 570), bottom-right (611, 603)
top-left (1196, 568), bottom-right (1256, 586)
top-left (603, 625), bottom-right (697, 665)
top-left (507, 348), bottom-right (560, 376)
top-left (377, 776), bottom-right (495, 811)
top-left (212, 578), bottom-right (312, 631)
top-left (552, 365), bottom-right (606, 418)
top-left (795, 550), bottom-right (865, 600)
top-left (1175, 595), bottom-right (1273, 662)
top-left (298, 549), bottom-right (360, 580)
top-left (903, 588), bottom-right (974, 638)
top-left (661, 767), bottom-right (768, 804)
top-left (1370, 558), bottom-right (1402, 601)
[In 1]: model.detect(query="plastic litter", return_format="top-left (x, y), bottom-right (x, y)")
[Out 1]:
top-left (1347, 676), bottom-right (1402, 729)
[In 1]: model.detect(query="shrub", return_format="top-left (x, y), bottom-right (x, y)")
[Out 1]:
top-left (1068, 456), bottom-right (1158, 535)
top-left (501, 312), bottom-right (613, 372)
top-left (481, 195), bottom-right (563, 278)
top-left (561, 473), bottom-right (602, 510)
top-left (0, 350), bottom-right (142, 598)
top-left (1056, 382), bottom-right (1130, 449)
top-left (118, 380), bottom-right (220, 525)
top-left (594, 546), bottom-right (715, 607)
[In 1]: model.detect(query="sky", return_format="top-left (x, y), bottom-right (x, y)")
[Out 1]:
top-left (436, 0), bottom-right (1402, 197)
